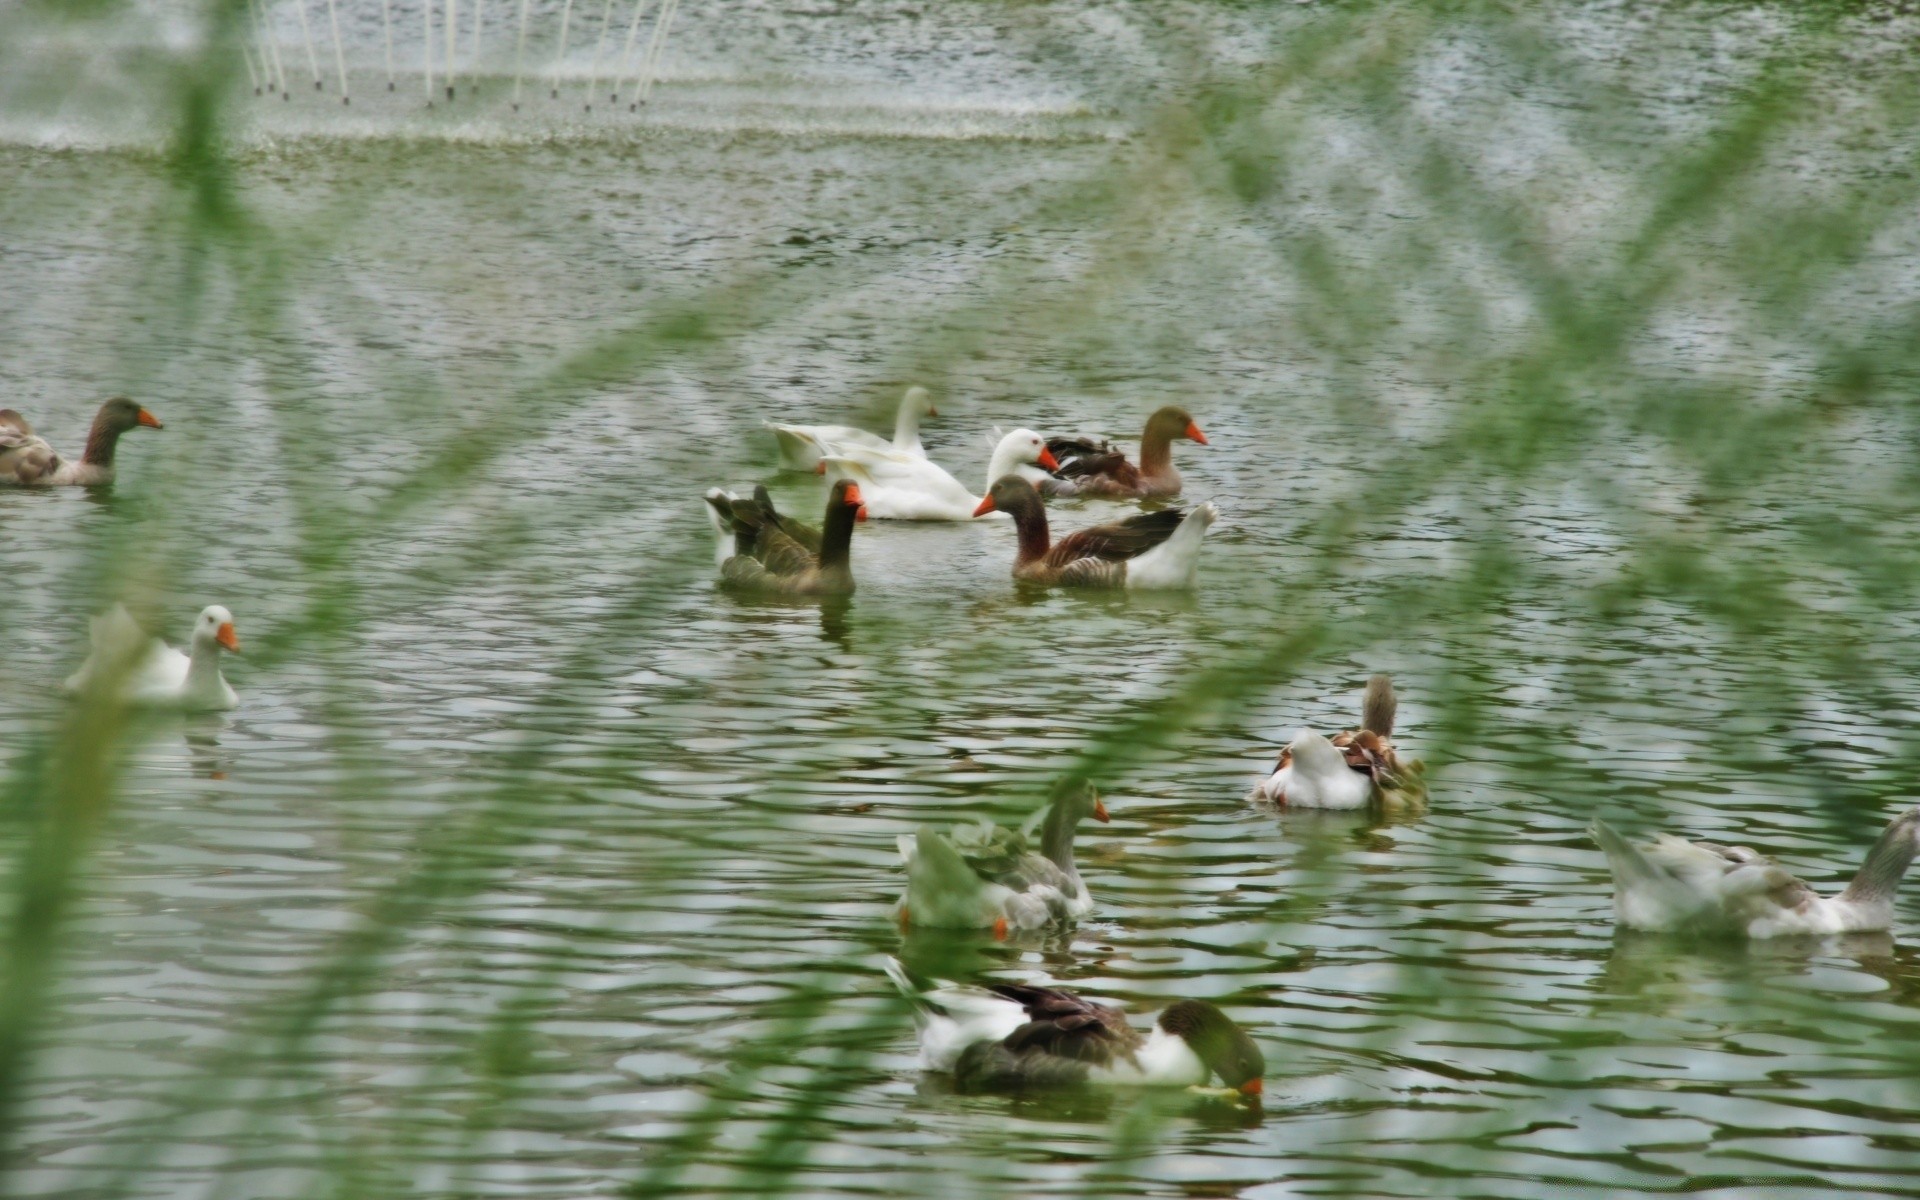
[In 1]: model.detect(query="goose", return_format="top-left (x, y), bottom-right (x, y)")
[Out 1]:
top-left (0, 397), bottom-right (163, 487)
top-left (704, 485), bottom-right (821, 568)
top-left (971, 475), bottom-right (1217, 589)
top-left (63, 604), bottom-right (241, 711)
top-left (895, 780), bottom-right (1108, 936)
top-left (820, 428), bottom-right (1057, 522)
top-left (1590, 806), bottom-right (1920, 938)
top-left (1248, 675), bottom-right (1426, 810)
top-left (984, 425), bottom-right (1071, 495)
top-left (1045, 405), bottom-right (1207, 499)
top-left (716, 478), bottom-right (864, 595)
top-left (767, 386), bottom-right (937, 472)
top-left (885, 958), bottom-right (1265, 1098)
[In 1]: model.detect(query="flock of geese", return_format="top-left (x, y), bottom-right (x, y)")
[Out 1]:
top-left (8, 392), bottom-right (1920, 1101)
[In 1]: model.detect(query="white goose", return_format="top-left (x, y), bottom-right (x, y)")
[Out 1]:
top-left (1248, 676), bottom-right (1424, 810)
top-left (895, 781), bottom-right (1107, 935)
top-left (63, 605), bottom-right (242, 711)
top-left (767, 386), bottom-right (936, 472)
top-left (822, 427), bottom-right (1055, 522)
top-left (884, 959), bottom-right (1265, 1097)
top-left (1591, 806), bottom-right (1920, 937)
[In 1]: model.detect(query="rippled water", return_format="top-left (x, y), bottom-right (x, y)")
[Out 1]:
top-left (7, 1), bottom-right (1920, 1197)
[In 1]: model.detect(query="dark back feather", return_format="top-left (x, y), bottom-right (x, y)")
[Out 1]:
top-left (1045, 508), bottom-right (1184, 569)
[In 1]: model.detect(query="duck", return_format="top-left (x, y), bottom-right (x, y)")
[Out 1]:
top-left (1590, 805), bottom-right (1920, 938)
top-left (1045, 404), bottom-right (1207, 499)
top-left (0, 397), bottom-right (163, 487)
top-left (716, 478), bottom-right (864, 595)
top-left (766, 386), bottom-right (937, 472)
top-left (971, 475), bottom-right (1217, 588)
top-left (820, 428), bottom-right (1057, 522)
top-left (63, 604), bottom-right (241, 710)
top-left (1248, 675), bottom-right (1426, 810)
top-left (895, 779), bottom-right (1108, 936)
top-left (704, 485), bottom-right (821, 568)
top-left (884, 958), bottom-right (1266, 1098)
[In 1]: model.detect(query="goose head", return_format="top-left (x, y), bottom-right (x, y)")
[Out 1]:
top-left (973, 474), bottom-right (1048, 520)
top-left (984, 428), bottom-right (1059, 488)
top-left (902, 385), bottom-right (937, 419)
top-left (1145, 405), bottom-right (1206, 446)
top-left (829, 478), bottom-right (868, 522)
top-left (192, 605), bottom-right (241, 654)
top-left (98, 396), bottom-right (163, 432)
top-left (1158, 1000), bottom-right (1264, 1096)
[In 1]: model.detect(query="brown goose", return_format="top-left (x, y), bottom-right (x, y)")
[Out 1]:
top-left (1045, 405), bottom-right (1207, 499)
top-left (1248, 675), bottom-right (1426, 810)
top-left (972, 475), bottom-right (1217, 590)
top-left (716, 478), bottom-right (864, 595)
top-left (886, 959), bottom-right (1265, 1098)
top-left (0, 397), bottom-right (163, 487)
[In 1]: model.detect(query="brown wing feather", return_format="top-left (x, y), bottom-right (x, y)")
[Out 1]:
top-left (1044, 509), bottom-right (1183, 570)
top-left (987, 984), bottom-right (1142, 1066)
top-left (752, 526), bottom-right (815, 577)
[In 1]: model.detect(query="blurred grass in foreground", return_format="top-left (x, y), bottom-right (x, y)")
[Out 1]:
top-left (6, 0), bottom-right (1920, 1196)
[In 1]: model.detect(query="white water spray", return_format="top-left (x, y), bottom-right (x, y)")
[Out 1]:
top-left (635, 0), bottom-right (680, 108)
top-left (325, 0), bottom-right (350, 103)
top-left (612, 0), bottom-right (650, 106)
top-left (584, 0), bottom-right (616, 111)
top-left (469, 0), bottom-right (483, 93)
top-left (381, 0), bottom-right (395, 90)
top-left (551, 0), bottom-right (577, 99)
top-left (293, 0), bottom-right (323, 90)
top-left (445, 0), bottom-right (458, 99)
top-left (423, 0), bottom-right (434, 104)
top-left (512, 0), bottom-right (532, 109)
top-left (240, 39), bottom-right (261, 94)
top-left (254, 0), bottom-right (289, 99)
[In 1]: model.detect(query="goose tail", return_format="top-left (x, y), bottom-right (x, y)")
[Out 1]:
top-left (1125, 502), bottom-right (1218, 589)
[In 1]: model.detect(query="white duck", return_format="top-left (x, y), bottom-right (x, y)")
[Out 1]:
top-left (766, 386), bottom-right (936, 473)
top-left (822, 427), bottom-right (1056, 522)
top-left (884, 958), bottom-right (1265, 1097)
top-left (1249, 676), bottom-right (1425, 810)
top-left (895, 780), bottom-right (1107, 936)
top-left (64, 604), bottom-right (242, 711)
top-left (1591, 806), bottom-right (1920, 937)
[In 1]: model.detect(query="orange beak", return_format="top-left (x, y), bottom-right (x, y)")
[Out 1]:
top-left (1185, 420), bottom-right (1208, 445)
top-left (1092, 796), bottom-right (1109, 823)
top-left (216, 622), bottom-right (240, 652)
top-left (137, 408), bottom-right (163, 429)
top-left (927, 405), bottom-right (939, 417)
top-left (972, 495), bottom-right (997, 517)
top-left (1038, 447), bottom-right (1060, 471)
top-left (1238, 1078), bottom-right (1263, 1097)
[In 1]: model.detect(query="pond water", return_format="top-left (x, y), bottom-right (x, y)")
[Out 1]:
top-left (6, 1), bottom-right (1920, 1197)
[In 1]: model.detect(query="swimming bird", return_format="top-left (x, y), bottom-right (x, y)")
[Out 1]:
top-left (1045, 405), bottom-right (1207, 499)
top-left (972, 475), bottom-right (1217, 589)
top-left (895, 780), bottom-right (1108, 936)
top-left (1590, 806), bottom-right (1920, 938)
top-left (704, 485), bottom-right (822, 568)
top-left (63, 604), bottom-right (241, 711)
top-left (0, 397), bottom-right (163, 487)
top-left (716, 478), bottom-right (864, 595)
top-left (885, 958), bottom-right (1265, 1097)
top-left (1248, 675), bottom-right (1425, 810)
top-left (820, 427), bottom-right (1056, 522)
top-left (766, 385), bottom-right (937, 472)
